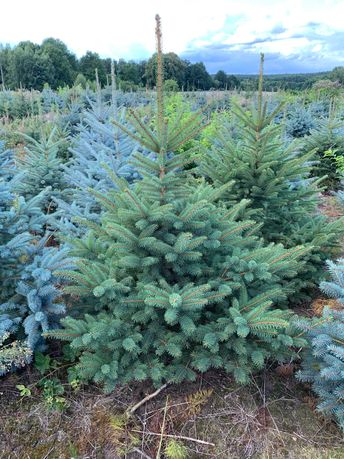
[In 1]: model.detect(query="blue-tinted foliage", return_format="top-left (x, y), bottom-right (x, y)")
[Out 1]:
top-left (298, 258), bottom-right (344, 429)
top-left (41, 86), bottom-right (65, 112)
top-left (336, 189), bottom-right (344, 208)
top-left (54, 99), bottom-right (140, 236)
top-left (285, 105), bottom-right (317, 139)
top-left (320, 258), bottom-right (344, 303)
top-left (0, 142), bottom-right (73, 356)
top-left (14, 128), bottom-right (68, 206)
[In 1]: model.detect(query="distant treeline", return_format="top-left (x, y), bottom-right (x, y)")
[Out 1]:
top-left (0, 38), bottom-right (343, 92)
top-left (238, 72), bottom-right (333, 91)
top-left (239, 70), bottom-right (344, 91)
top-left (0, 38), bottom-right (239, 91)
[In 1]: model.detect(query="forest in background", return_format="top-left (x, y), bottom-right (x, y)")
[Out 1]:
top-left (1, 37), bottom-right (344, 92)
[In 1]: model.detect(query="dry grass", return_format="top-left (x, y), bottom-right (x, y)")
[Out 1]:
top-left (318, 194), bottom-right (344, 220)
top-left (1, 367), bottom-right (344, 459)
top-left (311, 297), bottom-right (344, 316)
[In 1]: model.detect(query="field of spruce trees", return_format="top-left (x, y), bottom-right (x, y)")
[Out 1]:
top-left (1, 15), bottom-right (344, 459)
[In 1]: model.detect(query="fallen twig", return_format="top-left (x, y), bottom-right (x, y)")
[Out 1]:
top-left (156, 395), bottom-right (169, 458)
top-left (132, 447), bottom-right (153, 459)
top-left (127, 383), bottom-right (169, 416)
top-left (131, 429), bottom-right (215, 446)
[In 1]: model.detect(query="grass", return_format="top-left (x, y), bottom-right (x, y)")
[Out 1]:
top-left (1, 364), bottom-right (344, 459)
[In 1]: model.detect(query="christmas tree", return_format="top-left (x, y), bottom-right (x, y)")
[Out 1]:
top-left (0, 142), bottom-right (74, 353)
top-left (285, 103), bottom-right (316, 139)
top-left (200, 55), bottom-right (344, 300)
top-left (48, 17), bottom-right (307, 392)
top-left (298, 258), bottom-right (344, 429)
top-left (14, 127), bottom-right (67, 208)
top-left (302, 116), bottom-right (344, 190)
top-left (53, 90), bottom-right (140, 237)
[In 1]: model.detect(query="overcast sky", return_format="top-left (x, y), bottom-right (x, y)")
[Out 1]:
top-left (1, 0), bottom-right (343, 73)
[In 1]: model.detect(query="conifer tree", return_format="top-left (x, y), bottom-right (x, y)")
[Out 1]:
top-left (15, 127), bottom-right (68, 207)
top-left (320, 258), bottom-right (344, 302)
top-left (200, 55), bottom-right (344, 300)
top-left (0, 143), bottom-right (74, 352)
top-left (302, 116), bottom-right (344, 190)
top-left (0, 146), bottom-right (45, 319)
top-left (48, 18), bottom-right (307, 391)
top-left (297, 258), bottom-right (344, 429)
top-left (53, 91), bottom-right (140, 237)
top-left (285, 104), bottom-right (316, 139)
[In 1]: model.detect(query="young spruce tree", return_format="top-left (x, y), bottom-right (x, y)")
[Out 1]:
top-left (200, 55), bottom-right (344, 300)
top-left (15, 127), bottom-right (68, 208)
top-left (49, 17), bottom-right (307, 391)
top-left (297, 258), bottom-right (344, 429)
top-left (0, 142), bottom-right (74, 354)
top-left (53, 89), bottom-right (139, 237)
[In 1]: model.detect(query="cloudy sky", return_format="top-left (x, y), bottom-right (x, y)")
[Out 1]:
top-left (1, 0), bottom-right (343, 73)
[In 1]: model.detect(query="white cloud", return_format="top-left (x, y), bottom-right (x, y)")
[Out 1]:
top-left (0, 0), bottom-right (343, 68)
top-left (0, 0), bottom-right (230, 57)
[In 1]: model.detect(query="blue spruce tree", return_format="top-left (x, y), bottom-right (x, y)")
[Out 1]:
top-left (14, 127), bottom-right (68, 208)
top-left (301, 117), bottom-right (344, 190)
top-left (285, 103), bottom-right (317, 139)
top-left (200, 55), bottom-right (344, 301)
top-left (47, 17), bottom-right (307, 392)
top-left (53, 94), bottom-right (140, 237)
top-left (0, 141), bottom-right (74, 359)
top-left (320, 258), bottom-right (344, 303)
top-left (298, 258), bottom-right (344, 429)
